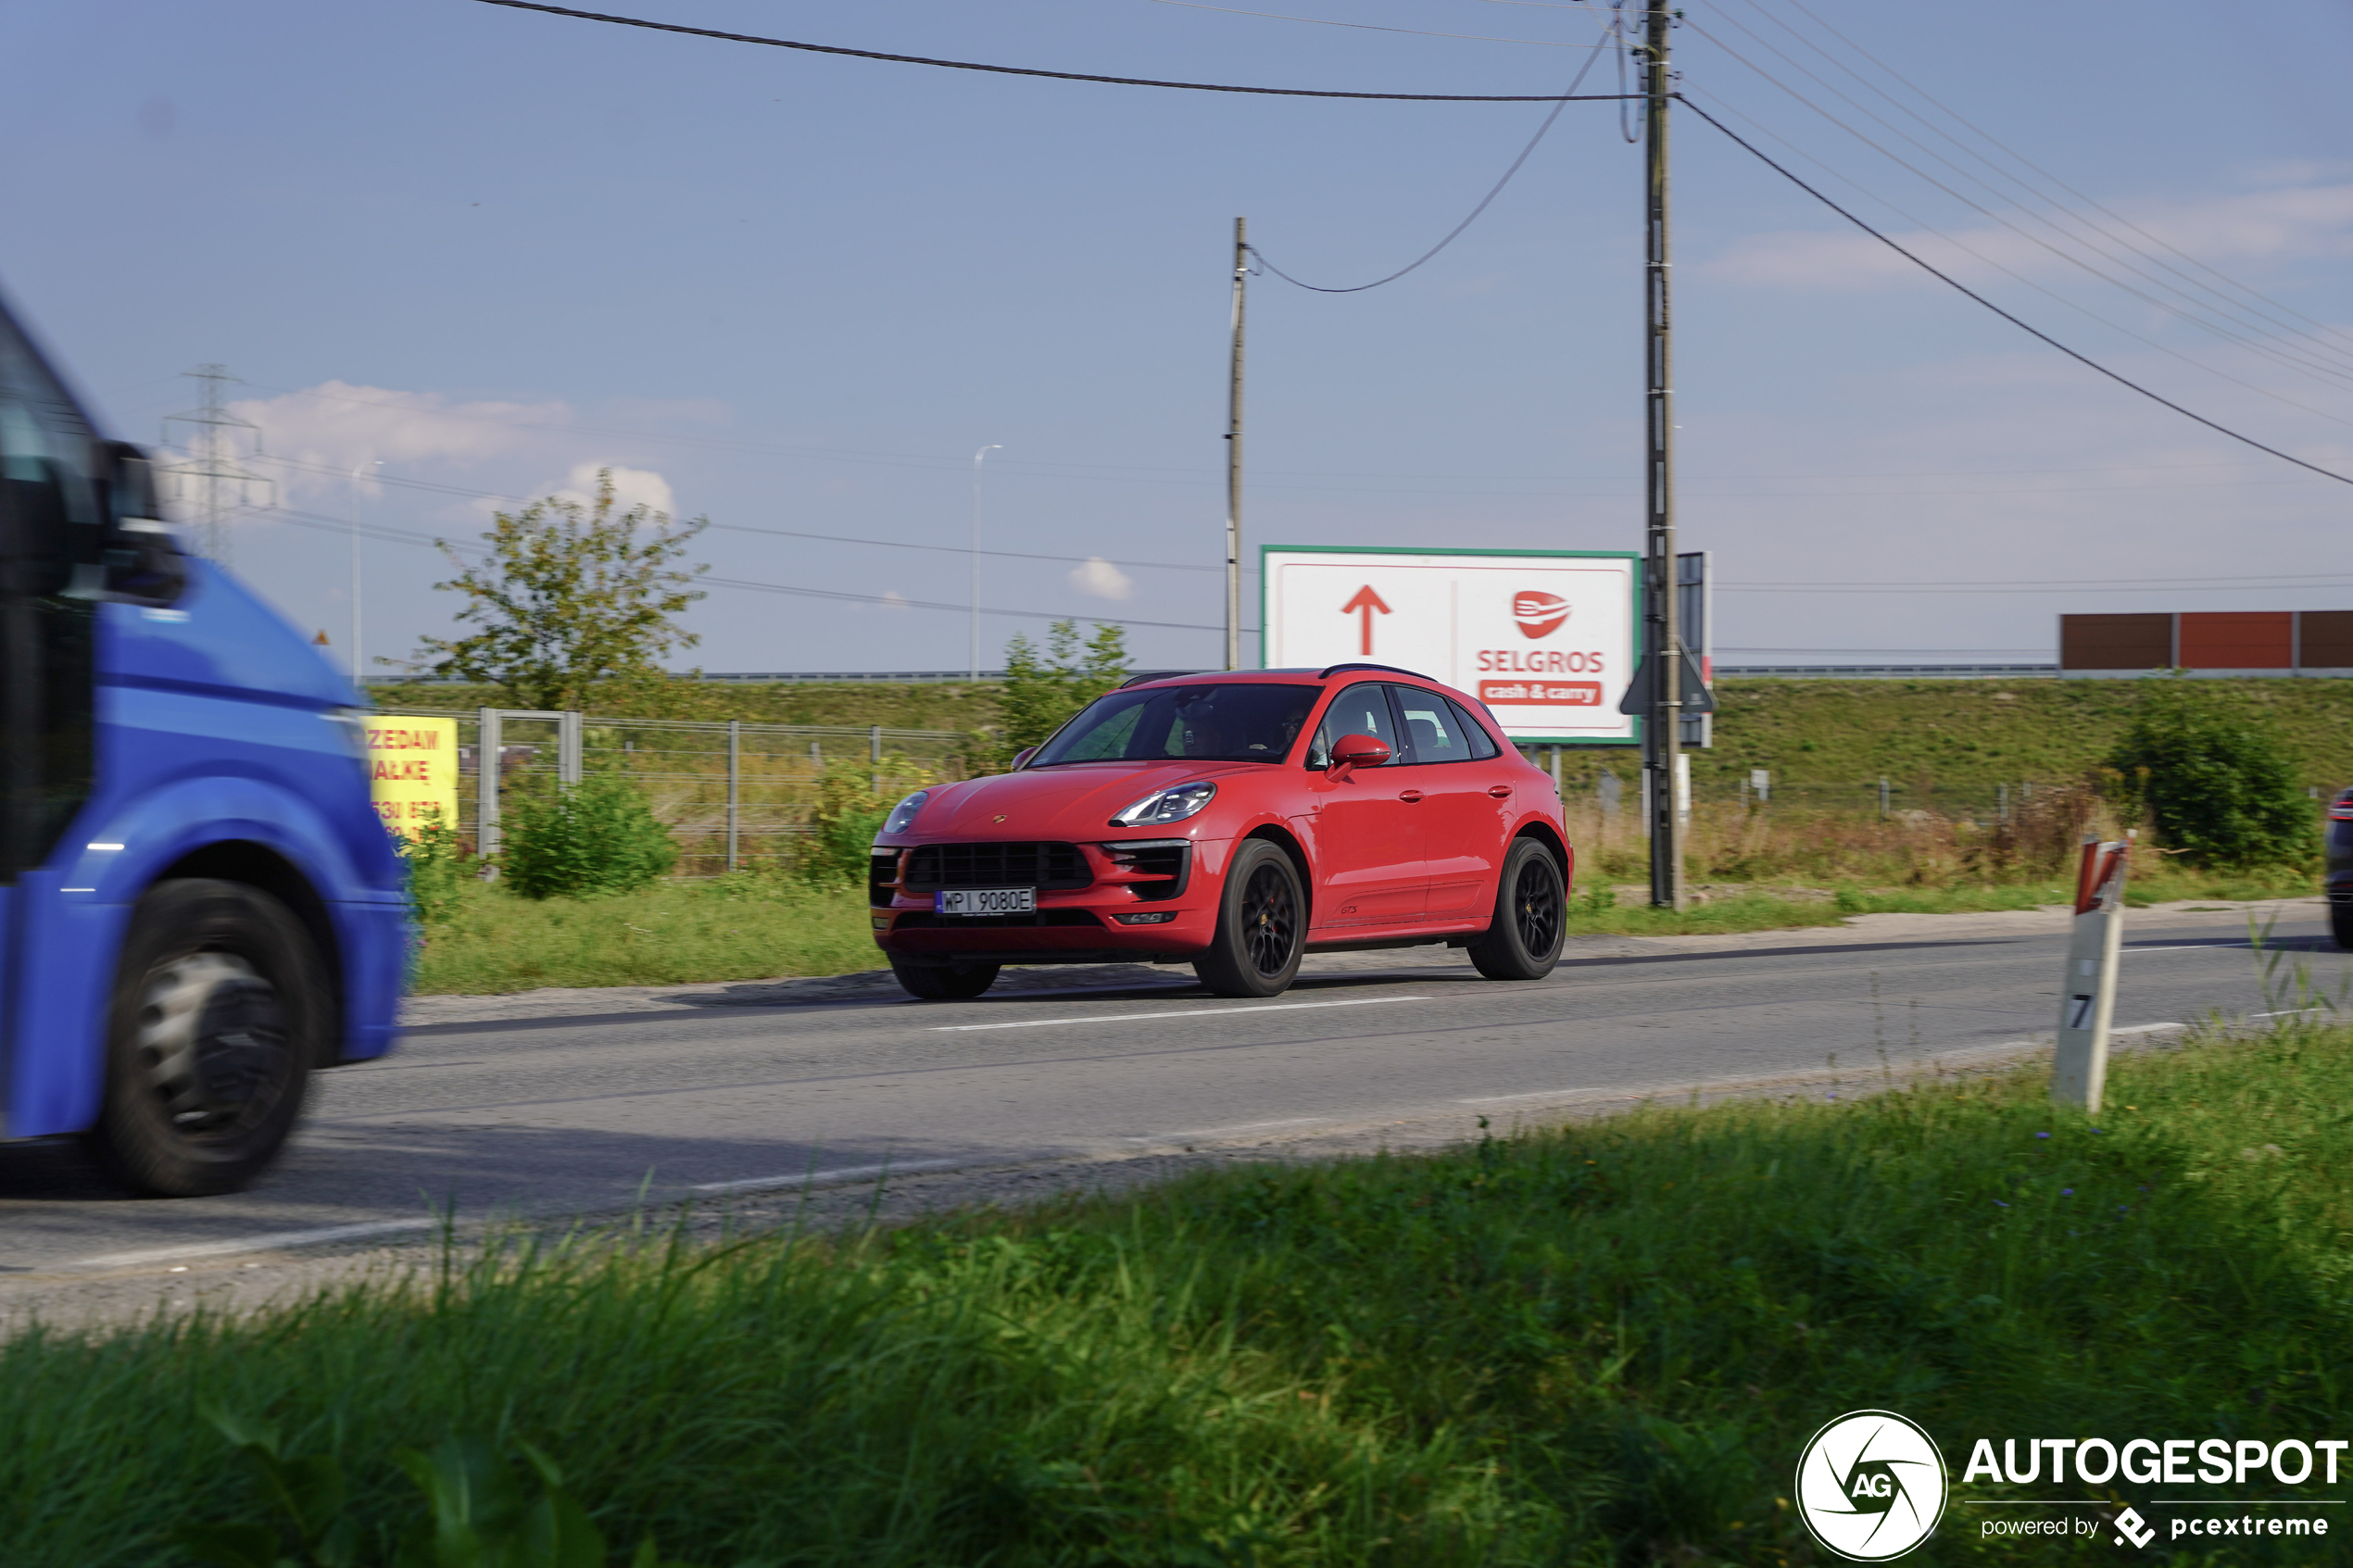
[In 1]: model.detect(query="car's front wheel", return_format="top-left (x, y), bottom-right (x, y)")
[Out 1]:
top-left (84, 878), bottom-right (327, 1197)
top-left (889, 960), bottom-right (1001, 1000)
top-left (1194, 839), bottom-right (1304, 998)
top-left (1467, 838), bottom-right (1567, 982)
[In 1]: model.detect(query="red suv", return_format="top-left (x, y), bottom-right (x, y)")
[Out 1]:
top-left (869, 663), bottom-right (1572, 999)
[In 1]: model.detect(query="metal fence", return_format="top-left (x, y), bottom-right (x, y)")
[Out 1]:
top-left (382, 709), bottom-right (972, 877)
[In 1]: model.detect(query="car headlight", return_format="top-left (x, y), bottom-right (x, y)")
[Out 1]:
top-left (880, 790), bottom-right (930, 836)
top-left (1110, 781), bottom-right (1216, 827)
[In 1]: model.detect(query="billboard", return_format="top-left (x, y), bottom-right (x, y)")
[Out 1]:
top-left (1260, 546), bottom-right (1641, 744)
top-left (367, 716), bottom-right (459, 839)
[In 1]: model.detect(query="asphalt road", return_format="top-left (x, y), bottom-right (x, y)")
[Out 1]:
top-left (3, 905), bottom-right (2342, 1275)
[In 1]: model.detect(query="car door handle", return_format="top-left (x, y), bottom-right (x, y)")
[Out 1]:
top-left (1397, 789), bottom-right (1424, 803)
top-left (1487, 785), bottom-right (1514, 799)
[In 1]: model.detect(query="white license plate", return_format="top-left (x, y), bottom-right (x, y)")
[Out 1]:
top-left (935, 887), bottom-right (1036, 916)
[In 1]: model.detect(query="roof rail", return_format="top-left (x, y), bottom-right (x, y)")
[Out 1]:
top-left (1116, 670), bottom-right (1206, 689)
top-left (1315, 661), bottom-right (1431, 681)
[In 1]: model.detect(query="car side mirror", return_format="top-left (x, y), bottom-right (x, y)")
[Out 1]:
top-left (1328, 734), bottom-right (1391, 779)
top-left (1011, 746), bottom-right (1038, 771)
top-left (95, 441), bottom-right (186, 606)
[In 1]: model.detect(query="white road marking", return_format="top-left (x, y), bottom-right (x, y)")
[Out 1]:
top-left (929, 996), bottom-right (1430, 1033)
top-left (690, 1158), bottom-right (963, 1195)
top-left (70, 1219), bottom-right (436, 1270)
top-left (2109, 1022), bottom-right (2184, 1035)
top-left (1124, 1117), bottom-right (1327, 1143)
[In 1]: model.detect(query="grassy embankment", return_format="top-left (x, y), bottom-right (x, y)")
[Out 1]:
top-left (396, 677), bottom-right (2334, 994)
top-left (12, 1012), bottom-right (2350, 1564)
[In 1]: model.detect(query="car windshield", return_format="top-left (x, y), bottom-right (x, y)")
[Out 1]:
top-left (1029, 684), bottom-right (1320, 766)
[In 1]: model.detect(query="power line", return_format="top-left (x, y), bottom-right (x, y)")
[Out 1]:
top-left (1677, 95), bottom-right (2353, 488)
top-left (1688, 9), bottom-right (2353, 396)
top-left (466, 0), bottom-right (1641, 101)
top-left (1247, 9), bottom-right (1617, 292)
top-left (264, 507), bottom-right (1235, 633)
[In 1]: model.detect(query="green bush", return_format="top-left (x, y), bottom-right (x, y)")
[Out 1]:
top-left (394, 816), bottom-right (472, 923)
top-left (500, 776), bottom-right (677, 898)
top-left (2106, 681), bottom-right (2319, 870)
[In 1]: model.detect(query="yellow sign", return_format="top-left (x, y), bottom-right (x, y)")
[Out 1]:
top-left (367, 717), bottom-right (459, 839)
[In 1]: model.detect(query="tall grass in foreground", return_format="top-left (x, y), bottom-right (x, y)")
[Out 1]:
top-left (10, 1019), bottom-right (2353, 1565)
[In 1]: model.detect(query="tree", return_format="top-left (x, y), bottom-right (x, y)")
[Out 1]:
top-left (2105, 681), bottom-right (2317, 870)
top-left (407, 470), bottom-right (708, 711)
top-left (999, 620), bottom-right (1131, 752)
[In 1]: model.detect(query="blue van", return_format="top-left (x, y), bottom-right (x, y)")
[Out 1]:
top-left (1, 290), bottom-right (406, 1195)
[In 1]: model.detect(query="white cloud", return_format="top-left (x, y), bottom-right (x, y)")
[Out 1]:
top-left (1704, 181), bottom-right (2353, 291)
top-left (877, 590), bottom-right (912, 611)
top-left (549, 462), bottom-right (676, 519)
top-left (217, 381), bottom-right (572, 501)
top-left (1068, 556), bottom-right (1134, 601)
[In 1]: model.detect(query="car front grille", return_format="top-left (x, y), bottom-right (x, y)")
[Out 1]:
top-left (902, 841), bottom-right (1093, 891)
top-left (1104, 840), bottom-right (1189, 902)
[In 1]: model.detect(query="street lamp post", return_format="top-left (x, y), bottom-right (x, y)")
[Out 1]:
top-left (970, 444), bottom-right (1001, 680)
top-left (349, 459), bottom-right (381, 684)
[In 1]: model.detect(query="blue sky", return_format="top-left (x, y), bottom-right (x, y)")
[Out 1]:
top-left (4, 0), bottom-right (2348, 676)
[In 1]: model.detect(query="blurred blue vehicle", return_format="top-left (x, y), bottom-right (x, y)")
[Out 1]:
top-left (1, 290), bottom-right (405, 1195)
top-left (2329, 787), bottom-right (2353, 950)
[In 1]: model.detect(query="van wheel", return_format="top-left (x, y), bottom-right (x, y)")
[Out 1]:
top-left (84, 879), bottom-right (326, 1198)
top-left (890, 960), bottom-right (1000, 1000)
top-left (1467, 839), bottom-right (1566, 982)
top-left (1194, 840), bottom-right (1304, 998)
top-left (2334, 902), bottom-right (2353, 952)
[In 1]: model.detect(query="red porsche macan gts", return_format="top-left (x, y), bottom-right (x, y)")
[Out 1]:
top-left (869, 662), bottom-right (1572, 999)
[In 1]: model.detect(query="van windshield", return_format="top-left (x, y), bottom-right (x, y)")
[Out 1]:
top-left (1029, 684), bottom-right (1320, 766)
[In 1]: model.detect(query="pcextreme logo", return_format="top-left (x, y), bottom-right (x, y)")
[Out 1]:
top-left (1796, 1411), bottom-right (1949, 1562)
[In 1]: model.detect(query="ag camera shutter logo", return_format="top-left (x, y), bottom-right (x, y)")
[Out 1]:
top-left (1795, 1411), bottom-right (1948, 1561)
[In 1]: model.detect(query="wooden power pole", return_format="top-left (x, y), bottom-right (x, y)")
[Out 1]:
top-left (1226, 218), bottom-right (1247, 671)
top-left (1641, 0), bottom-right (1684, 909)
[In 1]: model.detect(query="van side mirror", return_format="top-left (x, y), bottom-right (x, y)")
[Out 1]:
top-left (96, 441), bottom-right (186, 606)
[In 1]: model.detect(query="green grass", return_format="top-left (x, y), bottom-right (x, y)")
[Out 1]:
top-left (410, 873), bottom-right (877, 994)
top-left (12, 1015), bottom-right (2353, 1565)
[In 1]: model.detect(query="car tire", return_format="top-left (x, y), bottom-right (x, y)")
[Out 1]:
top-left (890, 960), bottom-right (1001, 1000)
top-left (1193, 839), bottom-right (1305, 998)
top-left (1467, 838), bottom-right (1567, 982)
top-left (2334, 901), bottom-right (2353, 952)
top-left (83, 878), bottom-right (326, 1198)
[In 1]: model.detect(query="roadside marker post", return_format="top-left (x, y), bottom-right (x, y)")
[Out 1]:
top-left (2052, 834), bottom-right (2133, 1113)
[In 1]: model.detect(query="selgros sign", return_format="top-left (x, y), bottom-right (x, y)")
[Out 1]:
top-left (1260, 546), bottom-right (1641, 744)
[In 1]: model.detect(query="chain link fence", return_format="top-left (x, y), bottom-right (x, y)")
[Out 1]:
top-left (381, 709), bottom-right (971, 878)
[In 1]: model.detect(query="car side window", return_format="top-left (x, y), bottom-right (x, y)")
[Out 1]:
top-left (1305, 683), bottom-right (1397, 769)
top-left (1389, 685), bottom-right (1470, 765)
top-left (1444, 696), bottom-right (1503, 759)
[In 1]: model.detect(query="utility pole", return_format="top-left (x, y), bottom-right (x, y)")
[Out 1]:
top-left (1641, 0), bottom-right (1684, 910)
top-left (159, 364), bottom-right (273, 564)
top-left (1225, 217), bottom-right (1248, 671)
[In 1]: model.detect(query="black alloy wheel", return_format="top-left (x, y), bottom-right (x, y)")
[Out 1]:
top-left (1195, 839), bottom-right (1305, 998)
top-left (1468, 838), bottom-right (1567, 982)
top-left (85, 878), bottom-right (327, 1197)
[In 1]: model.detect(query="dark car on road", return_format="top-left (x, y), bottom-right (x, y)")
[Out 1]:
top-left (868, 663), bottom-right (1572, 999)
top-left (2330, 787), bottom-right (2353, 948)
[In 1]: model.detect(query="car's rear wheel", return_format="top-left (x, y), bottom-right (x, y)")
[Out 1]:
top-left (1194, 840), bottom-right (1304, 998)
top-left (84, 878), bottom-right (326, 1198)
top-left (1467, 838), bottom-right (1566, 982)
top-left (890, 960), bottom-right (1001, 1000)
top-left (2333, 900), bottom-right (2353, 952)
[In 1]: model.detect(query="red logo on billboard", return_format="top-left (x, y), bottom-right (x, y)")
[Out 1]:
top-left (1513, 591), bottom-right (1570, 640)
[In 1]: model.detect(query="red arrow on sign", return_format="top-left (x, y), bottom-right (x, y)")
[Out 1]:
top-left (1340, 584), bottom-right (1391, 656)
